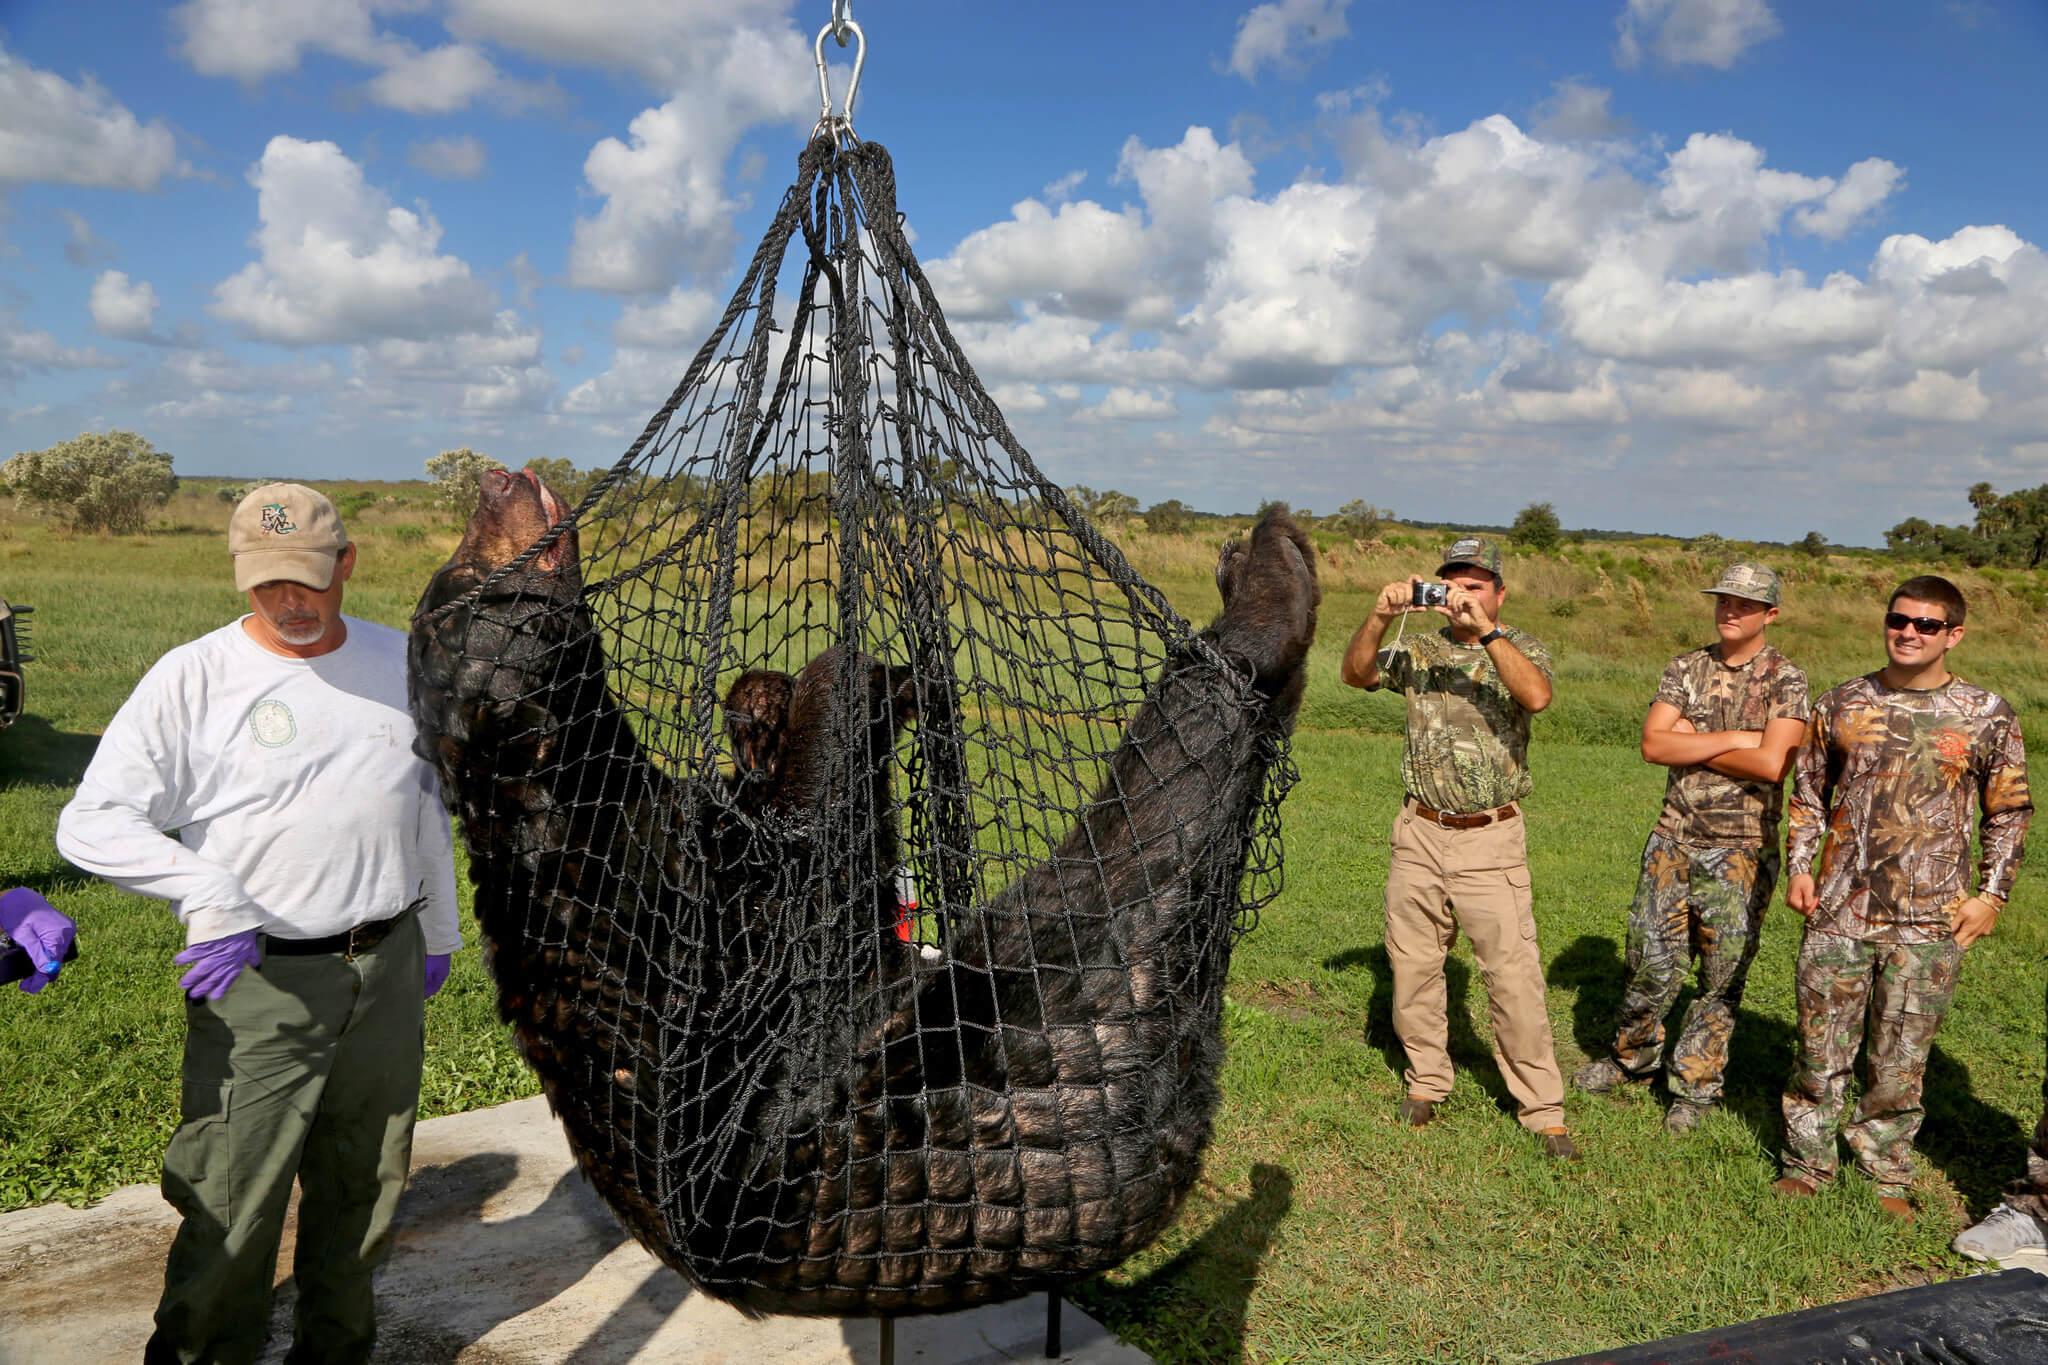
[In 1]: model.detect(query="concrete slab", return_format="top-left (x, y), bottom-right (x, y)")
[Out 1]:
top-left (1989, 1247), bottom-right (2048, 1278)
top-left (0, 1096), bottom-right (1152, 1365)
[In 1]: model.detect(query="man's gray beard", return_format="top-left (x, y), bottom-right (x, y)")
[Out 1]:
top-left (275, 618), bottom-right (325, 646)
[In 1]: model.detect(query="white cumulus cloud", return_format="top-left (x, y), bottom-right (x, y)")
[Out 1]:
top-left (174, 0), bottom-right (550, 114)
top-left (90, 271), bottom-right (161, 340)
top-left (408, 135), bottom-right (488, 180)
top-left (1081, 387), bottom-right (1179, 422)
top-left (1614, 0), bottom-right (1782, 70)
top-left (1792, 158), bottom-right (1904, 240)
top-left (2, 329), bottom-right (122, 372)
top-left (613, 287), bottom-right (720, 347)
top-left (0, 46), bottom-right (182, 189)
top-left (448, 0), bottom-right (801, 91)
top-left (211, 136), bottom-right (499, 345)
top-left (364, 44), bottom-right (502, 114)
top-left (172, 0), bottom-right (387, 80)
top-left (1228, 0), bottom-right (1352, 82)
top-left (567, 22), bottom-right (812, 293)
top-left (348, 312), bottom-right (555, 416)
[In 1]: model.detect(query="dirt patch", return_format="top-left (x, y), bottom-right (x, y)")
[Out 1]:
top-left (1233, 978), bottom-right (1331, 1025)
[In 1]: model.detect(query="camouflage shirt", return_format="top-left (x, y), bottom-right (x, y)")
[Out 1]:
top-left (1788, 673), bottom-right (2032, 943)
top-left (1652, 642), bottom-right (1811, 848)
top-left (1373, 624), bottom-right (1552, 814)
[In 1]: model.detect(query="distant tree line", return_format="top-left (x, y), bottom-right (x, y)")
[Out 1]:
top-left (25, 428), bottom-right (2008, 571)
top-left (1886, 482), bottom-right (2048, 568)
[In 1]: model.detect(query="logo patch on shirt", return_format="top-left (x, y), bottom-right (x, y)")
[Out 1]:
top-left (259, 503), bottom-right (297, 536)
top-left (249, 698), bottom-right (297, 748)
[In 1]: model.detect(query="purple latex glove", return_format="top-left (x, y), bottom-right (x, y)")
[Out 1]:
top-left (424, 953), bottom-right (451, 999)
top-left (173, 930), bottom-right (263, 1001)
top-left (0, 887), bottom-right (76, 994)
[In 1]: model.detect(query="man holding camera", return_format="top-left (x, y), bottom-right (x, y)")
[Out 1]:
top-left (1775, 575), bottom-right (2029, 1219)
top-left (1341, 536), bottom-right (1575, 1159)
top-left (1573, 563), bottom-right (1808, 1134)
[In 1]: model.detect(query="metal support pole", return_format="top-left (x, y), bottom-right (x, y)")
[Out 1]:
top-left (879, 1314), bottom-right (895, 1365)
top-left (1045, 1290), bottom-right (1063, 1358)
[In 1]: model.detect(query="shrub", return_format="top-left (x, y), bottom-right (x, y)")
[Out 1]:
top-left (1511, 501), bottom-right (1562, 552)
top-left (425, 448), bottom-right (506, 514)
top-left (1063, 486), bottom-right (1139, 524)
top-left (1143, 498), bottom-right (1194, 535)
top-left (2, 430), bottom-right (178, 533)
top-left (1331, 499), bottom-right (1388, 540)
top-left (335, 491), bottom-right (379, 523)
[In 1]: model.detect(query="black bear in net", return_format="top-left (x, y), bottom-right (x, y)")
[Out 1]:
top-left (408, 467), bottom-right (1319, 1314)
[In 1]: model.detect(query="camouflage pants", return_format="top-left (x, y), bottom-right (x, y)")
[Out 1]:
top-left (1608, 833), bottom-right (1775, 1105)
top-left (2005, 983), bottom-right (2048, 1219)
top-left (1780, 927), bottom-right (1963, 1197)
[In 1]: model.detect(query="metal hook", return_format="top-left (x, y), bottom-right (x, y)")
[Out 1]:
top-left (814, 16), bottom-right (866, 129)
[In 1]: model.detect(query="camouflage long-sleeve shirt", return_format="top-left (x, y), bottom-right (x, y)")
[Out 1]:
top-left (1787, 673), bottom-right (2031, 943)
top-left (1373, 624), bottom-right (1552, 814)
top-left (1652, 642), bottom-right (1810, 848)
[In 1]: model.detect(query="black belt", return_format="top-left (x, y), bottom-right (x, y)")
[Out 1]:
top-left (264, 909), bottom-right (411, 959)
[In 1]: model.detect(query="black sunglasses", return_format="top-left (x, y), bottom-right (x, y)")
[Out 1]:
top-left (1884, 611), bottom-right (1953, 635)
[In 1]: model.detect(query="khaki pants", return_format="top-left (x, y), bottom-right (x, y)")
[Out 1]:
top-left (147, 912), bottom-right (425, 1365)
top-left (1384, 802), bottom-right (1566, 1131)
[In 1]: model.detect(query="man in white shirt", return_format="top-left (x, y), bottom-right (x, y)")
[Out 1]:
top-left (56, 482), bottom-right (461, 1365)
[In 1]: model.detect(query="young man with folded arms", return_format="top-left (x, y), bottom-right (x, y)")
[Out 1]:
top-left (1574, 563), bottom-right (1808, 1134)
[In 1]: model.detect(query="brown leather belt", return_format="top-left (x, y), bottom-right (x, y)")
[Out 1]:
top-left (1408, 797), bottom-right (1519, 830)
top-left (264, 908), bottom-right (411, 959)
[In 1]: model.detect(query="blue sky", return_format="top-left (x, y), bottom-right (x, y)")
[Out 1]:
top-left (4, 1), bottom-right (2046, 543)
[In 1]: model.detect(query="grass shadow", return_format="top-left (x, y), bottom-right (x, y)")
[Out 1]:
top-left (0, 714), bottom-right (99, 791)
top-left (1555, 932), bottom-right (1799, 1150)
top-left (1074, 1163), bottom-right (1294, 1365)
top-left (1324, 944), bottom-right (1515, 1118)
top-left (1551, 933), bottom-right (1625, 1058)
top-left (1919, 1044), bottom-right (2033, 1218)
top-left (1713, 1001), bottom-right (1799, 1153)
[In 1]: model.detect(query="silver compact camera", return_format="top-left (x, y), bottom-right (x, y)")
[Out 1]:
top-left (1411, 581), bottom-right (1450, 608)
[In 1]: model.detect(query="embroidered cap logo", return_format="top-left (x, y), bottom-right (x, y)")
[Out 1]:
top-left (260, 503), bottom-right (298, 536)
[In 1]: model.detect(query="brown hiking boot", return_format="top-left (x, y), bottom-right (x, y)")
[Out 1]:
top-left (1539, 1127), bottom-right (1580, 1161)
top-left (1878, 1196), bottom-right (1915, 1222)
top-left (1772, 1174), bottom-right (1819, 1199)
top-left (1397, 1096), bottom-right (1437, 1127)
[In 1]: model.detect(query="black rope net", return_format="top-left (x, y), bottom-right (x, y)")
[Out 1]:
top-left (408, 135), bottom-right (1317, 1317)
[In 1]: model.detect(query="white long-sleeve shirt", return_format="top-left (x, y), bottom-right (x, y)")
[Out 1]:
top-left (56, 615), bottom-right (462, 954)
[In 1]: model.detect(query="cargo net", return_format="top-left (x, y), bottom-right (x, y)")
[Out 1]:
top-left (411, 135), bottom-right (1298, 1316)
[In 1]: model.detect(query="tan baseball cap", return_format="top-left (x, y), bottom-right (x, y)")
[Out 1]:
top-left (229, 483), bottom-right (349, 592)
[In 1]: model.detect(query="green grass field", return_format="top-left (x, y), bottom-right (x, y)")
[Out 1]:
top-left (3, 483), bottom-right (2045, 1363)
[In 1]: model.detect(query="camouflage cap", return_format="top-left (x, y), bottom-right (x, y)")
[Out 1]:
top-left (1701, 560), bottom-right (1781, 607)
top-left (1438, 534), bottom-right (1504, 577)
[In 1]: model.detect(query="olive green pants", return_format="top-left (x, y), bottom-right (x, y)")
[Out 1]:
top-left (147, 914), bottom-right (424, 1365)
